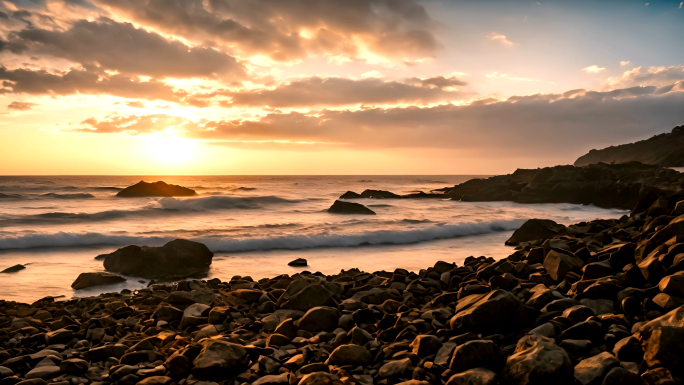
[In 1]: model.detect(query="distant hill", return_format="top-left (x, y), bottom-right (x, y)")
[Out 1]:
top-left (574, 125), bottom-right (684, 167)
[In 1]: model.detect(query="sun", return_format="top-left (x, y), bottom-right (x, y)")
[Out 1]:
top-left (147, 135), bottom-right (196, 163)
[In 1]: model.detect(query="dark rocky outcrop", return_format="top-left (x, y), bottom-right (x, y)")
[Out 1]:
top-left (338, 189), bottom-right (402, 199)
top-left (327, 200), bottom-right (376, 215)
top-left (575, 125), bottom-right (684, 167)
top-left (1, 264), bottom-right (26, 273)
top-left (71, 272), bottom-right (127, 290)
top-left (116, 181), bottom-right (196, 197)
top-left (287, 258), bottom-right (307, 267)
top-left (102, 239), bottom-right (213, 279)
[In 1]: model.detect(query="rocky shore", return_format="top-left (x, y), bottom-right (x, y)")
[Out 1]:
top-left (2, 168), bottom-right (684, 384)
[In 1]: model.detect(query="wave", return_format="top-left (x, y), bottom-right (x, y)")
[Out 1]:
top-left (158, 196), bottom-right (301, 210)
top-left (0, 219), bottom-right (523, 251)
top-left (41, 193), bottom-right (95, 199)
top-left (0, 193), bottom-right (23, 199)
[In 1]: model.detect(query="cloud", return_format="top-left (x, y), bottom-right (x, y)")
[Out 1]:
top-left (75, 82), bottom-right (684, 161)
top-left (7, 101), bottom-right (37, 110)
top-left (76, 114), bottom-right (196, 134)
top-left (91, 0), bottom-right (440, 62)
top-left (485, 72), bottom-right (508, 78)
top-left (509, 77), bottom-right (538, 82)
top-left (620, 61), bottom-right (632, 66)
top-left (221, 76), bottom-right (471, 108)
top-left (11, 18), bottom-right (245, 79)
top-left (605, 65), bottom-right (684, 88)
top-left (582, 65), bottom-right (605, 73)
top-left (488, 33), bottom-right (514, 45)
top-left (0, 67), bottom-right (184, 101)
top-left (126, 101), bottom-right (145, 108)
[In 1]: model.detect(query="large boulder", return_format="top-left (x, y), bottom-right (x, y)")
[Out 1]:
top-left (102, 239), bottom-right (213, 279)
top-left (573, 352), bottom-right (619, 385)
top-left (506, 219), bottom-right (566, 245)
top-left (279, 283), bottom-right (337, 311)
top-left (449, 340), bottom-right (506, 373)
top-left (1, 264), bottom-right (26, 273)
top-left (502, 334), bottom-right (573, 385)
top-left (295, 307), bottom-right (339, 332)
top-left (642, 326), bottom-right (684, 374)
top-left (445, 368), bottom-right (498, 385)
top-left (327, 344), bottom-right (372, 366)
top-left (327, 200), bottom-right (376, 215)
top-left (449, 290), bottom-right (529, 334)
top-left (543, 250), bottom-right (584, 281)
top-left (116, 181), bottom-right (196, 197)
top-left (71, 272), bottom-right (127, 290)
top-left (192, 340), bottom-right (249, 381)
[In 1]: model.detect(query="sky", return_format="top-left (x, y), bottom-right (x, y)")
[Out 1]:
top-left (1, 0), bottom-right (684, 175)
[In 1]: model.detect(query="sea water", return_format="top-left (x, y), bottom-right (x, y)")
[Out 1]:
top-left (0, 175), bottom-right (627, 302)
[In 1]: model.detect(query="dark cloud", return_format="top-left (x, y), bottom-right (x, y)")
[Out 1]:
top-left (74, 83), bottom-right (684, 161)
top-left (13, 18), bottom-right (245, 79)
top-left (0, 67), bottom-right (184, 101)
top-left (223, 76), bottom-right (470, 108)
top-left (7, 101), bottom-right (36, 110)
top-left (92, 0), bottom-right (439, 61)
top-left (405, 76), bottom-right (468, 90)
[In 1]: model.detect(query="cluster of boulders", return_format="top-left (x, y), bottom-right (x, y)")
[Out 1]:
top-left (341, 162), bottom-right (684, 210)
top-left (3, 170), bottom-right (684, 385)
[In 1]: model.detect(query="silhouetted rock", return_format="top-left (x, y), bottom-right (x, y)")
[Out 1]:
top-left (1, 264), bottom-right (26, 273)
top-left (339, 191), bottom-right (362, 199)
top-left (116, 181), bottom-right (196, 197)
top-left (102, 239), bottom-right (213, 279)
top-left (288, 258), bottom-right (307, 267)
top-left (575, 125), bottom-right (684, 167)
top-left (506, 219), bottom-right (566, 245)
top-left (359, 189), bottom-right (401, 199)
top-left (71, 272), bottom-right (127, 290)
top-left (327, 200), bottom-right (376, 215)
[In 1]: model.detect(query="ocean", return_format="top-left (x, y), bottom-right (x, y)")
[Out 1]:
top-left (0, 175), bottom-right (628, 303)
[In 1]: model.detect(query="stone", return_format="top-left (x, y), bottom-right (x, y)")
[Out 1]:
top-left (299, 372), bottom-right (340, 385)
top-left (252, 373), bottom-right (290, 385)
top-left (1, 264), bottom-right (26, 273)
top-left (102, 239), bottom-right (213, 279)
top-left (295, 306), bottom-right (339, 332)
top-left (327, 200), bottom-right (376, 215)
top-left (59, 358), bottom-right (89, 375)
top-left (136, 377), bottom-right (175, 385)
top-left (46, 329), bottom-right (74, 345)
top-left (288, 258), bottom-right (308, 266)
top-left (601, 367), bottom-right (641, 385)
top-left (449, 340), bottom-right (506, 373)
top-left (642, 326), bottom-right (684, 371)
top-left (582, 260), bottom-right (614, 280)
top-left (502, 334), bottom-right (573, 385)
top-left (573, 352), bottom-right (619, 385)
top-left (192, 340), bottom-right (249, 381)
top-left (71, 272), bottom-right (126, 290)
top-left (280, 284), bottom-right (336, 311)
top-left (506, 219), bottom-right (565, 245)
top-left (379, 358), bottom-right (412, 377)
top-left (543, 250), bottom-right (584, 281)
top-left (116, 180), bottom-right (196, 197)
top-left (326, 344), bottom-right (372, 366)
top-left (449, 290), bottom-right (528, 334)
top-left (445, 368), bottom-right (498, 385)
top-left (410, 334), bottom-right (443, 357)
top-left (25, 365), bottom-right (61, 379)
top-left (659, 273), bottom-right (684, 297)
top-left (612, 336), bottom-right (642, 363)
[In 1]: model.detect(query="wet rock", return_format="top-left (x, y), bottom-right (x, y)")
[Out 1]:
top-left (449, 290), bottom-right (529, 334)
top-left (502, 334), bottom-right (573, 385)
top-left (288, 258), bottom-right (308, 267)
top-left (327, 200), bottom-right (376, 215)
top-left (116, 180), bottom-right (196, 197)
top-left (71, 272), bottom-right (126, 290)
top-left (1, 264), bottom-right (26, 273)
top-left (544, 250), bottom-right (584, 281)
top-left (102, 239), bottom-right (213, 279)
top-left (506, 219), bottom-right (566, 245)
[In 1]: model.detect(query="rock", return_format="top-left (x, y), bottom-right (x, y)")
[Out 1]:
top-left (659, 273), bottom-right (684, 297)
top-left (642, 326), bottom-right (684, 372)
top-left (506, 219), bottom-right (566, 245)
top-left (573, 352), bottom-right (619, 385)
top-left (360, 189), bottom-right (401, 199)
top-left (1, 264), bottom-right (26, 273)
top-left (327, 200), bottom-right (376, 215)
top-left (25, 365), bottom-right (61, 379)
top-left (502, 334), bottom-right (573, 385)
top-left (445, 368), bottom-right (498, 385)
top-left (280, 284), bottom-right (336, 311)
top-left (543, 250), bottom-right (584, 281)
top-left (410, 334), bottom-right (443, 357)
top-left (59, 358), bottom-right (89, 375)
top-left (600, 367), bottom-right (641, 385)
top-left (327, 344), bottom-right (372, 366)
top-left (192, 340), bottom-right (249, 381)
top-left (252, 373), bottom-right (289, 385)
top-left (612, 336), bottom-right (643, 362)
top-left (136, 377), bottom-right (175, 385)
top-left (379, 358), bottom-right (412, 377)
top-left (339, 191), bottom-right (362, 199)
top-left (295, 306), bottom-right (339, 332)
top-left (71, 272), bottom-right (126, 290)
top-left (449, 340), bottom-right (506, 373)
top-left (449, 290), bottom-right (529, 334)
top-left (102, 239), bottom-right (213, 279)
top-left (288, 258), bottom-right (308, 267)
top-left (116, 180), bottom-right (196, 197)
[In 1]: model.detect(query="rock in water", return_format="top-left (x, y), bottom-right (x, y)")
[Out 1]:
top-left (102, 239), bottom-right (213, 279)
top-left (116, 181), bottom-right (196, 197)
top-left (327, 200), bottom-right (376, 215)
top-left (339, 191), bottom-right (362, 199)
top-left (1, 264), bottom-right (26, 273)
top-left (288, 258), bottom-right (308, 267)
top-left (71, 272), bottom-right (127, 290)
top-left (506, 219), bottom-right (566, 245)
